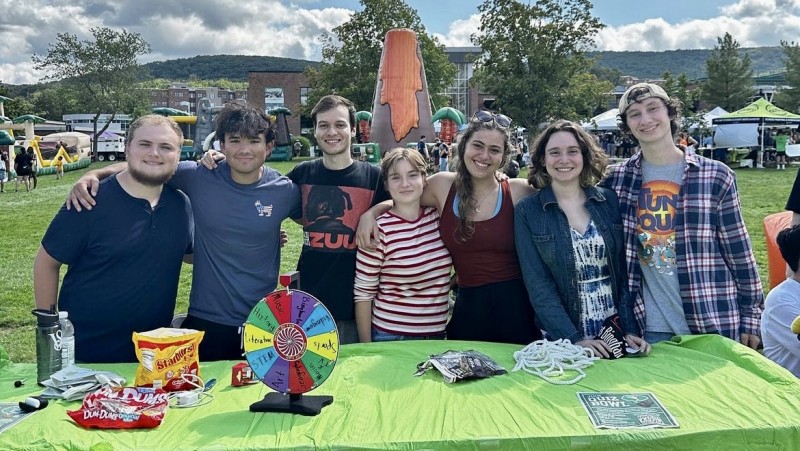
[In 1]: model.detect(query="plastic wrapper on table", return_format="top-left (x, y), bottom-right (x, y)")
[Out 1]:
top-left (414, 350), bottom-right (506, 383)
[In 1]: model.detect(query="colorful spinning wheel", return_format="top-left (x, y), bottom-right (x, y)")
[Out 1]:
top-left (242, 289), bottom-right (339, 395)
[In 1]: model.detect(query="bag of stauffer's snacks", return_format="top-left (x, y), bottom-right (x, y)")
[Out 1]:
top-left (133, 328), bottom-right (204, 392)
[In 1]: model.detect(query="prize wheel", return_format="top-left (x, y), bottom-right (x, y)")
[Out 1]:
top-left (242, 289), bottom-right (339, 395)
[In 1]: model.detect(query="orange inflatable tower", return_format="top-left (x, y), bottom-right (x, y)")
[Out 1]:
top-left (369, 29), bottom-right (435, 157)
top-left (763, 211), bottom-right (792, 289)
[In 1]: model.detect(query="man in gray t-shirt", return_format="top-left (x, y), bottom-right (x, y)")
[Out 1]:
top-left (638, 159), bottom-right (691, 338)
top-left (602, 83), bottom-right (763, 349)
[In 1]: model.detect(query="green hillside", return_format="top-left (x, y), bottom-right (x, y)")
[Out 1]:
top-left (141, 47), bottom-right (786, 83)
top-left (143, 55), bottom-right (322, 81)
top-left (3, 47), bottom-right (786, 93)
top-left (590, 47), bottom-right (785, 80)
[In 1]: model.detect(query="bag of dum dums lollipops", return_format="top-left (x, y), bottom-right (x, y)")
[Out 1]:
top-left (67, 386), bottom-right (169, 429)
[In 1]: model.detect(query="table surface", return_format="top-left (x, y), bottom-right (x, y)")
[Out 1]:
top-left (1, 335), bottom-right (799, 450)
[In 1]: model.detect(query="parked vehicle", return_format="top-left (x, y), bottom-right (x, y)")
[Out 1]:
top-left (94, 136), bottom-right (125, 161)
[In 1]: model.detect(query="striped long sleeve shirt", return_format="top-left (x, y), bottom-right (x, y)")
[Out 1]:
top-left (354, 206), bottom-right (453, 336)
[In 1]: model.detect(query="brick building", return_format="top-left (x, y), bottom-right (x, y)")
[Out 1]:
top-left (246, 70), bottom-right (311, 138)
top-left (149, 83), bottom-right (247, 115)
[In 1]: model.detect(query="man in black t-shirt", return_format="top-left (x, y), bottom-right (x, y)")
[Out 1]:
top-left (287, 95), bottom-right (390, 344)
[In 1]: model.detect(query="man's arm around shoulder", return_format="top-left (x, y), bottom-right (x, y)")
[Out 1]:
top-left (67, 163), bottom-right (127, 212)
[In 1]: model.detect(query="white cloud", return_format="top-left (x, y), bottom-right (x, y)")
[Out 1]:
top-left (431, 14), bottom-right (481, 47)
top-left (0, 0), bottom-right (351, 85)
top-left (721, 0), bottom-right (800, 17)
top-left (3, 0), bottom-right (800, 85)
top-left (595, 0), bottom-right (800, 51)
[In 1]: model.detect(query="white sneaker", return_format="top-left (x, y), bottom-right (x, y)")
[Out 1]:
top-left (757, 164), bottom-right (764, 169)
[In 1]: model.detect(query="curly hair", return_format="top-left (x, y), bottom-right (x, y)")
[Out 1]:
top-left (617, 86), bottom-right (682, 138)
top-left (214, 101), bottom-right (275, 144)
top-left (453, 115), bottom-right (514, 241)
top-left (528, 120), bottom-right (608, 190)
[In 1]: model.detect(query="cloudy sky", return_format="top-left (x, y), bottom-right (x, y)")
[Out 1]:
top-left (1, 0), bottom-right (799, 85)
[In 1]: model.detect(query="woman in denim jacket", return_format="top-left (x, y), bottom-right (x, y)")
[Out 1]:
top-left (515, 120), bottom-right (650, 358)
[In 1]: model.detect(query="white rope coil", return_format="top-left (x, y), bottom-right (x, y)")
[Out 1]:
top-left (512, 339), bottom-right (600, 385)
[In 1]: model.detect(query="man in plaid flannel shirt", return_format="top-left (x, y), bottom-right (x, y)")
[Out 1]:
top-left (600, 83), bottom-right (763, 349)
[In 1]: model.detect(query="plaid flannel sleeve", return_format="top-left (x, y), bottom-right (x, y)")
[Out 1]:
top-left (715, 175), bottom-right (764, 336)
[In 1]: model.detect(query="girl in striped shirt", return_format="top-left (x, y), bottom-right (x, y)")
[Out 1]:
top-left (354, 148), bottom-right (453, 342)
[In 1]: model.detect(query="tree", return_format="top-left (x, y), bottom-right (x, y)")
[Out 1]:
top-left (471, 0), bottom-right (605, 130)
top-left (703, 33), bottom-right (753, 111)
top-left (662, 72), bottom-right (699, 112)
top-left (556, 72), bottom-right (614, 122)
top-left (773, 41), bottom-right (800, 114)
top-left (589, 64), bottom-right (621, 86)
top-left (31, 84), bottom-right (80, 120)
top-left (662, 71), bottom-right (705, 133)
top-left (304, 0), bottom-right (456, 113)
top-left (0, 83), bottom-right (34, 118)
top-left (32, 27), bottom-right (151, 152)
top-left (1, 97), bottom-right (35, 120)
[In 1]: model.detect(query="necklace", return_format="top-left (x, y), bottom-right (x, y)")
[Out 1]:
top-left (473, 184), bottom-right (498, 213)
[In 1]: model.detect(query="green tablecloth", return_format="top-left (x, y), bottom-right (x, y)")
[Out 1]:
top-left (1, 335), bottom-right (799, 450)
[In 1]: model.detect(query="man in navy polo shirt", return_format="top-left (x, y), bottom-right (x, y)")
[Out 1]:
top-left (34, 115), bottom-right (193, 363)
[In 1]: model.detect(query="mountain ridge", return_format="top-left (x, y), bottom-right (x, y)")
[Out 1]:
top-left (588, 46), bottom-right (785, 80)
top-left (2, 47), bottom-right (786, 89)
top-left (140, 47), bottom-right (786, 82)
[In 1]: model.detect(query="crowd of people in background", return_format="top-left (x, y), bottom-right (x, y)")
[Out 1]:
top-left (0, 140), bottom-right (73, 193)
top-left (595, 131), bottom-right (639, 158)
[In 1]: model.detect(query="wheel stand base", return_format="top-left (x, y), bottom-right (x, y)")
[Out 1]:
top-left (250, 393), bottom-right (333, 416)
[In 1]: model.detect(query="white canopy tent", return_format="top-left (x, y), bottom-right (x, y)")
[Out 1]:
top-left (714, 123), bottom-right (759, 148)
top-left (581, 108), bottom-right (619, 131)
top-left (692, 106), bottom-right (729, 130)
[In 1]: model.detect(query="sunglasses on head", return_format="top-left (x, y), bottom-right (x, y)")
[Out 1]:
top-left (472, 110), bottom-right (512, 128)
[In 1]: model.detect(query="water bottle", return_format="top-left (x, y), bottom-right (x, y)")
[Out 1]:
top-left (33, 309), bottom-right (62, 385)
top-left (59, 311), bottom-right (75, 367)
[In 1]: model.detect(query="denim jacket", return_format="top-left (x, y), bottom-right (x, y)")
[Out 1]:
top-left (514, 185), bottom-right (639, 342)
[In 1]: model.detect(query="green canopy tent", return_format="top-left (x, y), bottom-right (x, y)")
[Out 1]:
top-left (712, 98), bottom-right (800, 165)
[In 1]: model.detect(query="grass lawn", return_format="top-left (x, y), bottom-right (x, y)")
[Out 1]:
top-left (0, 159), bottom-right (795, 363)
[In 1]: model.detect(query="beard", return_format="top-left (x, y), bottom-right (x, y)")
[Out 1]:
top-left (128, 164), bottom-right (174, 187)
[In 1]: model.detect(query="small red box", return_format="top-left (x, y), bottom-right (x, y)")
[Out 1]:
top-left (231, 362), bottom-right (257, 387)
